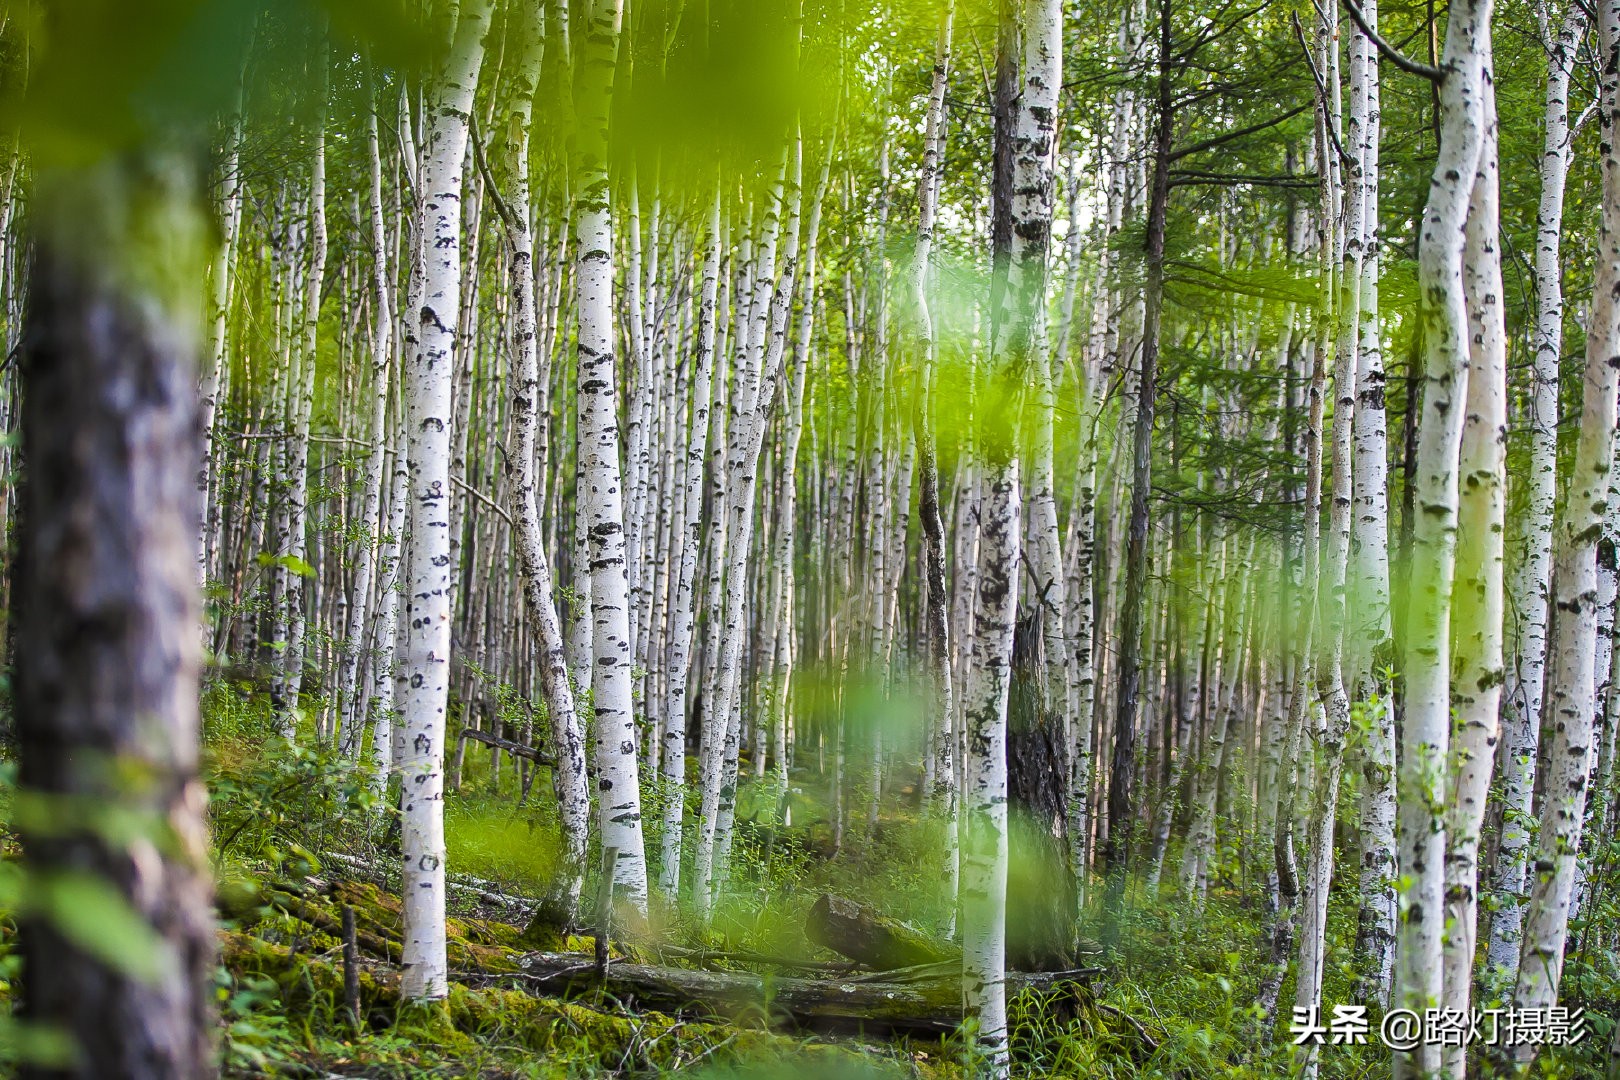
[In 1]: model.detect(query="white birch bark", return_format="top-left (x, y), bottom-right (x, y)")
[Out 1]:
top-left (503, 0), bottom-right (590, 916)
top-left (1514, 0), bottom-right (1620, 1035)
top-left (659, 185), bottom-right (722, 898)
top-left (370, 422), bottom-right (408, 797)
top-left (1063, 172), bottom-right (1099, 891)
top-left (1264, 200), bottom-right (1325, 1031)
top-left (1487, 0), bottom-right (1583, 982)
top-left (622, 181), bottom-right (651, 665)
top-left (1297, 20), bottom-right (1355, 1064)
top-left (762, 150), bottom-right (830, 823)
top-left (398, 0), bottom-right (490, 1001)
top-left (274, 85), bottom-right (328, 740)
top-left (964, 0), bottom-right (1059, 1070)
top-left (1348, 0), bottom-right (1397, 1007)
top-left (642, 301), bottom-right (682, 778)
top-left (1012, 0), bottom-right (1065, 726)
top-left (1440, 66), bottom-right (1506, 1078)
top-left (568, 473), bottom-right (593, 697)
top-left (911, 3), bottom-right (957, 902)
top-left (1394, 0), bottom-right (1491, 1066)
top-left (339, 95), bottom-right (394, 759)
top-left (962, 460), bottom-right (1019, 1080)
top-left (692, 155), bottom-right (795, 917)
top-left (711, 148), bottom-right (803, 906)
top-left (1179, 536), bottom-right (1254, 902)
top-left (573, 0), bottom-right (649, 913)
top-left (694, 284), bottom-right (731, 888)
top-left (200, 94), bottom-right (244, 596)
top-left (949, 458), bottom-right (980, 932)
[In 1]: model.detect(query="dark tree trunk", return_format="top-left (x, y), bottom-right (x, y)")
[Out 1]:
top-left (988, 0), bottom-right (1018, 329)
top-left (1104, 0), bottom-right (1175, 944)
top-left (806, 894), bottom-right (958, 970)
top-left (508, 951), bottom-right (1101, 1037)
top-left (1007, 611), bottom-right (1078, 970)
top-left (15, 152), bottom-right (215, 1080)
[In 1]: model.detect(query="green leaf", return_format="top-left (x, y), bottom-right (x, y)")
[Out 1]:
top-left (30, 869), bottom-right (174, 985)
top-left (0, 1014), bottom-right (79, 1070)
top-left (255, 552), bottom-right (316, 579)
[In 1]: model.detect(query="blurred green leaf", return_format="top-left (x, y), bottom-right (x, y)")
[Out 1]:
top-left (0, 1014), bottom-right (80, 1070)
top-left (28, 869), bottom-right (175, 985)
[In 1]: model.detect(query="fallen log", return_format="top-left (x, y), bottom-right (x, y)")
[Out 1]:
top-left (320, 849), bottom-right (536, 916)
top-left (504, 951), bottom-right (1102, 1036)
top-left (458, 727), bottom-right (555, 765)
top-left (805, 893), bottom-right (957, 970)
top-left (268, 887), bottom-right (399, 962)
top-left (655, 944), bottom-right (859, 974)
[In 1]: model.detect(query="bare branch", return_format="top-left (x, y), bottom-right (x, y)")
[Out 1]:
top-left (1290, 12), bottom-right (1355, 170)
top-left (1342, 0), bottom-right (1443, 82)
top-left (1169, 169), bottom-right (1321, 189)
top-left (1168, 102), bottom-right (1314, 163)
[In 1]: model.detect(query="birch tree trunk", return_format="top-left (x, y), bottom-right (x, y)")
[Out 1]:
top-left (1010, 0), bottom-right (1065, 874)
top-left (371, 423), bottom-right (408, 797)
top-left (1017, 46), bottom-right (1066, 732)
top-left (1296, 16), bottom-right (1357, 1064)
top-left (711, 149), bottom-right (803, 905)
top-left (398, 0), bottom-right (491, 1001)
top-left (272, 61), bottom-right (328, 739)
top-left (1106, 0), bottom-right (1172, 917)
top-left (339, 91), bottom-right (394, 759)
top-left (962, 460), bottom-right (1019, 1080)
top-left (200, 95), bottom-right (244, 598)
top-left (573, 0), bottom-right (650, 913)
top-left (1487, 0), bottom-right (1582, 983)
top-left (1064, 201), bottom-right (1100, 892)
top-left (692, 152), bottom-right (798, 916)
top-left (1348, 0), bottom-right (1397, 1009)
top-left (762, 150), bottom-right (830, 826)
top-left (503, 0), bottom-right (590, 916)
top-left (1440, 63), bottom-right (1506, 1079)
top-left (911, 0), bottom-right (957, 911)
top-left (1514, 0), bottom-right (1620, 1039)
top-left (1179, 537), bottom-right (1254, 902)
top-left (659, 185), bottom-right (722, 898)
top-left (1394, 0), bottom-right (1491, 1067)
top-left (963, 0), bottom-right (1060, 1072)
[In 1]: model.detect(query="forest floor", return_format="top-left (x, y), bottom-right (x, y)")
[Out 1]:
top-left (3, 682), bottom-right (1611, 1077)
top-left (193, 685), bottom-right (1318, 1080)
top-left (210, 856), bottom-right (1191, 1079)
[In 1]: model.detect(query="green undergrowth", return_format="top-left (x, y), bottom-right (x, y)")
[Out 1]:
top-left (215, 874), bottom-right (946, 1079)
top-left (443, 795), bottom-right (564, 896)
top-left (211, 865), bottom-right (1197, 1078)
top-left (183, 679), bottom-right (1618, 1076)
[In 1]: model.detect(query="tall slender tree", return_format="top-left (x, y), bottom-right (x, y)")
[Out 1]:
top-left (1393, 0), bottom-right (1492, 1069)
top-left (398, 0), bottom-right (493, 1001)
top-left (573, 0), bottom-right (651, 912)
top-left (1514, 0), bottom-right (1620, 1043)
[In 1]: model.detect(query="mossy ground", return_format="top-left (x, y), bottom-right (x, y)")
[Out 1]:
top-left (214, 873), bottom-right (963, 1078)
top-left (4, 686), bottom-right (1609, 1077)
top-left (205, 761), bottom-right (1615, 1078)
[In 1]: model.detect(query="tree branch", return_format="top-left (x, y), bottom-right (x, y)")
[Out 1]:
top-left (1342, 0), bottom-right (1443, 82)
top-left (1291, 12), bottom-right (1355, 170)
top-left (469, 114), bottom-right (521, 235)
top-left (1175, 0), bottom-right (1275, 61)
top-left (1169, 169), bottom-right (1320, 189)
top-left (1167, 102), bottom-right (1314, 163)
top-left (457, 726), bottom-right (554, 765)
top-left (454, 475), bottom-right (515, 528)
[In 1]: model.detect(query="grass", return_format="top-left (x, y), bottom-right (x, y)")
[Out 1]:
top-left (443, 792), bottom-right (564, 896)
top-left (7, 678), bottom-right (1614, 1077)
